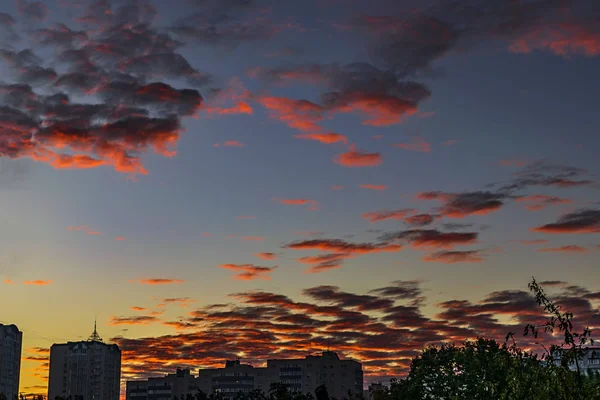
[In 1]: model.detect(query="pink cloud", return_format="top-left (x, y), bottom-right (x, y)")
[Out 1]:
top-left (334, 145), bottom-right (382, 167)
top-left (392, 137), bottom-right (431, 153)
top-left (359, 184), bottom-right (388, 191)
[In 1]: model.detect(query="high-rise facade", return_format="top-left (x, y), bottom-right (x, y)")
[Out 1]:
top-left (266, 351), bottom-right (363, 400)
top-left (126, 368), bottom-right (199, 400)
top-left (48, 324), bottom-right (121, 400)
top-left (196, 352), bottom-right (363, 400)
top-left (0, 324), bottom-right (23, 400)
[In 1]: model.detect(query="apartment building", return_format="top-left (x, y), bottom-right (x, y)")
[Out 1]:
top-left (0, 324), bottom-right (22, 400)
top-left (126, 368), bottom-right (200, 400)
top-left (48, 324), bottom-right (121, 400)
top-left (196, 352), bottom-right (362, 399)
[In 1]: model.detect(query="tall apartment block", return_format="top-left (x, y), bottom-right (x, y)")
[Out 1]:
top-left (265, 351), bottom-right (363, 400)
top-left (48, 323), bottom-right (121, 400)
top-left (0, 324), bottom-right (23, 400)
top-left (126, 368), bottom-right (199, 400)
top-left (127, 351), bottom-right (363, 400)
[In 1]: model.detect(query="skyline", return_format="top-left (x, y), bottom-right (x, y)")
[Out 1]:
top-left (1, 0), bottom-right (600, 397)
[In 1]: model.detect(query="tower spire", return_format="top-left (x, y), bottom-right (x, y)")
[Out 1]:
top-left (89, 317), bottom-right (103, 342)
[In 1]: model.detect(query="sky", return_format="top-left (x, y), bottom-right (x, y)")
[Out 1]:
top-left (0, 0), bottom-right (600, 397)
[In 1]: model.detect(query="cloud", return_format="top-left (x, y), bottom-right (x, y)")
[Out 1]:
top-left (110, 316), bottom-right (159, 326)
top-left (379, 229), bottom-right (478, 249)
top-left (405, 213), bottom-right (440, 227)
top-left (159, 298), bottom-right (196, 308)
top-left (240, 236), bottom-right (265, 241)
top-left (220, 264), bottom-right (277, 280)
top-left (256, 252), bottom-right (277, 260)
top-left (537, 245), bottom-right (589, 253)
top-left (531, 209), bottom-right (600, 234)
top-left (359, 184), bottom-right (388, 191)
top-left (23, 280), bottom-right (52, 286)
top-left (362, 209), bottom-right (415, 223)
top-left (509, 24), bottom-right (600, 56)
top-left (418, 191), bottom-right (509, 218)
top-left (0, 4), bottom-right (211, 177)
top-left (422, 250), bottom-right (485, 264)
top-left (334, 145), bottom-right (382, 167)
top-left (214, 141), bottom-right (246, 147)
top-left (287, 238), bottom-right (402, 273)
top-left (516, 195), bottom-right (572, 211)
top-left (293, 133), bottom-right (348, 145)
top-left (257, 96), bottom-right (324, 132)
top-left (274, 198), bottom-right (319, 211)
top-left (331, 186), bottom-right (344, 190)
top-left (251, 63), bottom-right (429, 127)
top-left (392, 137), bottom-right (431, 153)
top-left (501, 161), bottom-right (594, 191)
top-left (115, 236), bottom-right (126, 241)
top-left (67, 225), bottom-right (102, 235)
top-left (285, 239), bottom-right (402, 255)
top-left (130, 306), bottom-right (147, 312)
top-left (110, 278), bottom-right (600, 384)
top-left (297, 253), bottom-right (353, 273)
top-left (132, 279), bottom-right (185, 285)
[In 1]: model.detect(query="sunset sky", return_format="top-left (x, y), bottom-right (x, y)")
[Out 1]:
top-left (1, 0), bottom-right (600, 396)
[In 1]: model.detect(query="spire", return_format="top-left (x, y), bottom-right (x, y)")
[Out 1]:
top-left (88, 317), bottom-right (103, 342)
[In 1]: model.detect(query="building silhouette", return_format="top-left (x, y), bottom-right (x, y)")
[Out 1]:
top-left (0, 324), bottom-right (22, 400)
top-left (48, 322), bottom-right (121, 400)
top-left (126, 368), bottom-right (199, 400)
top-left (126, 351), bottom-right (363, 400)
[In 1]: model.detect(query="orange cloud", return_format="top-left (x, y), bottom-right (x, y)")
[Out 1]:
top-left (115, 236), bottom-right (126, 241)
top-left (359, 184), bottom-right (388, 191)
top-left (422, 250), bottom-right (484, 264)
top-left (286, 239), bottom-right (402, 255)
top-left (392, 137), bottom-right (431, 153)
top-left (293, 133), bottom-right (348, 144)
top-left (24, 280), bottom-right (53, 286)
top-left (334, 145), bottom-right (382, 167)
top-left (362, 209), bottom-right (415, 223)
top-left (516, 195), bottom-right (572, 211)
top-left (220, 264), bottom-right (277, 280)
top-left (537, 245), bottom-right (588, 253)
top-left (297, 253), bottom-right (353, 273)
top-left (4, 279), bottom-right (13, 284)
top-left (509, 24), bottom-right (600, 56)
top-left (132, 279), bottom-right (185, 285)
top-left (256, 252), bottom-right (277, 260)
top-left (257, 96), bottom-right (324, 132)
top-left (240, 236), bottom-right (265, 241)
top-left (204, 77), bottom-right (253, 116)
top-left (109, 316), bottom-right (159, 325)
top-left (130, 306), bottom-right (147, 311)
top-left (531, 209), bottom-right (600, 234)
top-left (329, 92), bottom-right (419, 126)
top-left (67, 225), bottom-right (102, 235)
top-left (214, 140), bottom-right (246, 148)
top-left (274, 198), bottom-right (319, 211)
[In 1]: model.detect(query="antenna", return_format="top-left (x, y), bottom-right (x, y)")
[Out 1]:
top-left (88, 316), bottom-right (103, 342)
